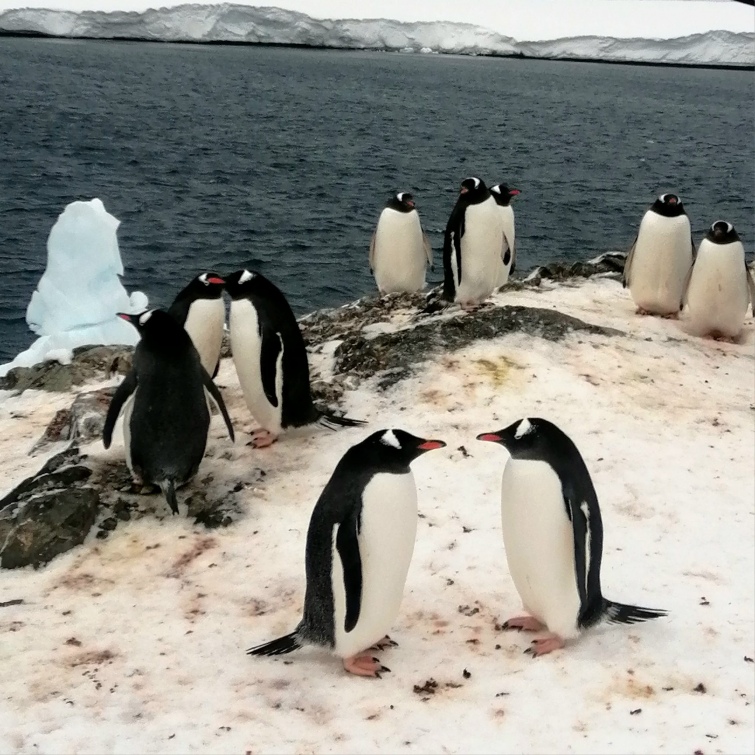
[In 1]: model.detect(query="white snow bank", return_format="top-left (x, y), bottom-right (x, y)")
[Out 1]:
top-left (0, 277), bottom-right (752, 753)
top-left (0, 199), bottom-right (148, 378)
top-left (0, 4), bottom-right (752, 67)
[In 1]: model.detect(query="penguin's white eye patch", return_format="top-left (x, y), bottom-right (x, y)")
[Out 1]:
top-left (199, 273), bottom-right (209, 285)
top-left (380, 430), bottom-right (402, 449)
top-left (239, 270), bottom-right (255, 284)
top-left (472, 177), bottom-right (480, 188)
top-left (397, 192), bottom-right (405, 202)
top-left (514, 418), bottom-right (534, 439)
top-left (138, 310), bottom-right (153, 326)
top-left (491, 185), bottom-right (500, 194)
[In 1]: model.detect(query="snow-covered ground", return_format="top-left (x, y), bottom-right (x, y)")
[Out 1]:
top-left (1, 276), bottom-right (753, 753)
top-left (0, 4), bottom-right (752, 67)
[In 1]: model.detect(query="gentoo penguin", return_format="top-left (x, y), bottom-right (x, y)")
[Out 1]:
top-left (477, 418), bottom-right (666, 656)
top-left (369, 192), bottom-right (432, 294)
top-left (225, 269), bottom-right (365, 448)
top-left (247, 429), bottom-right (446, 676)
top-left (623, 193), bottom-right (695, 316)
top-left (102, 309), bottom-right (235, 514)
top-left (490, 183), bottom-right (521, 286)
top-left (168, 272), bottom-right (226, 378)
top-left (443, 177), bottom-right (504, 309)
top-left (682, 221), bottom-right (755, 341)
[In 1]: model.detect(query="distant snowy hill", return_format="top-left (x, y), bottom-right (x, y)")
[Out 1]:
top-left (0, 3), bottom-right (752, 67)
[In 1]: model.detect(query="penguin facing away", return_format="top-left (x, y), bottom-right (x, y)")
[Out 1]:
top-left (490, 183), bottom-right (521, 286)
top-left (168, 272), bottom-right (226, 378)
top-left (623, 193), bottom-right (695, 316)
top-left (443, 177), bottom-right (504, 309)
top-left (369, 192), bottom-right (433, 294)
top-left (225, 269), bottom-right (365, 448)
top-left (681, 221), bottom-right (755, 341)
top-left (102, 309), bottom-right (235, 515)
top-left (248, 429), bottom-right (447, 677)
top-left (477, 418), bottom-right (666, 656)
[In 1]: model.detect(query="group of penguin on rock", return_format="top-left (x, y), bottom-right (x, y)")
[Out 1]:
top-left (100, 174), bottom-right (755, 677)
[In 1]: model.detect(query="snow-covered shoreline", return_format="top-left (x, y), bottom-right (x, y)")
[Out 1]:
top-left (0, 4), bottom-right (752, 68)
top-left (1, 274), bottom-right (753, 753)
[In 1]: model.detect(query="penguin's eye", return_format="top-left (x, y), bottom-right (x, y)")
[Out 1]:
top-left (380, 430), bottom-right (402, 449)
top-left (514, 418), bottom-right (535, 440)
top-left (138, 310), bottom-right (153, 326)
top-left (199, 274), bottom-right (209, 285)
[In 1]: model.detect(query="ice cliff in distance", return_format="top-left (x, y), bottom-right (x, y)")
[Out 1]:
top-left (0, 4), bottom-right (752, 68)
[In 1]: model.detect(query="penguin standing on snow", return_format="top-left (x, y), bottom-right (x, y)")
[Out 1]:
top-left (225, 269), bottom-right (365, 448)
top-left (477, 418), bottom-right (666, 656)
top-left (682, 221), bottom-right (755, 341)
top-left (490, 183), bottom-right (521, 287)
top-left (369, 192), bottom-right (433, 294)
top-left (443, 177), bottom-right (503, 309)
top-left (623, 193), bottom-right (695, 316)
top-left (102, 309), bottom-right (235, 515)
top-left (168, 272), bottom-right (226, 378)
top-left (247, 429), bottom-right (446, 676)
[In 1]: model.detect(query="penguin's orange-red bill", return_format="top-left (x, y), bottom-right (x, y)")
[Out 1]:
top-left (418, 440), bottom-right (446, 450)
top-left (476, 433), bottom-right (502, 443)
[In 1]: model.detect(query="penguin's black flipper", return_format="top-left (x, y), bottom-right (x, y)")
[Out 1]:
top-left (336, 510), bottom-right (363, 633)
top-left (623, 234), bottom-right (638, 288)
top-left (247, 632), bottom-right (301, 656)
top-left (260, 328), bottom-right (282, 408)
top-left (604, 601), bottom-right (667, 625)
top-left (211, 359), bottom-right (220, 380)
top-left (159, 479), bottom-right (179, 515)
top-left (201, 369), bottom-right (235, 443)
top-left (102, 371), bottom-right (137, 449)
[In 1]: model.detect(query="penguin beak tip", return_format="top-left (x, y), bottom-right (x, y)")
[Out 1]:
top-left (476, 433), bottom-right (502, 443)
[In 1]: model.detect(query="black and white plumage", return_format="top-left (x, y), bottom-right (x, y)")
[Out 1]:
top-left (247, 429), bottom-right (446, 677)
top-left (167, 272), bottom-right (226, 378)
top-left (225, 269), bottom-right (364, 448)
top-left (102, 309), bottom-right (234, 515)
top-left (369, 192), bottom-right (432, 294)
top-left (623, 193), bottom-right (695, 316)
top-left (490, 183), bottom-right (521, 286)
top-left (477, 417), bottom-right (665, 656)
top-left (442, 177), bottom-right (504, 308)
top-left (682, 221), bottom-right (755, 340)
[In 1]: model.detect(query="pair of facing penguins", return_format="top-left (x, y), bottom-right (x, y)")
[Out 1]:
top-left (370, 177), bottom-right (521, 307)
top-left (623, 193), bottom-right (755, 340)
top-left (102, 269), bottom-right (666, 677)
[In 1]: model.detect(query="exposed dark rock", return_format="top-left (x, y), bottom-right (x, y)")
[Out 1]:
top-left (0, 345), bottom-right (133, 393)
top-left (334, 304), bottom-right (622, 388)
top-left (0, 447), bottom-right (100, 569)
top-left (522, 252), bottom-right (628, 286)
top-left (31, 387), bottom-right (116, 455)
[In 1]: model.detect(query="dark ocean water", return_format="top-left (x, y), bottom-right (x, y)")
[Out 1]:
top-left (0, 38), bottom-right (752, 363)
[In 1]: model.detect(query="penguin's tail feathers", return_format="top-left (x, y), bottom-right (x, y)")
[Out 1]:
top-left (604, 600), bottom-right (667, 625)
top-left (247, 631), bottom-right (301, 657)
top-left (159, 479), bottom-right (179, 515)
top-left (316, 411), bottom-right (366, 431)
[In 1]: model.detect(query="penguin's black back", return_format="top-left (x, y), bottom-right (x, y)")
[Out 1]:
top-left (129, 312), bottom-right (211, 486)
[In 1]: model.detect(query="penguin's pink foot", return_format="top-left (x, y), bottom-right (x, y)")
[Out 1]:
top-left (343, 653), bottom-right (391, 678)
top-left (524, 633), bottom-right (565, 657)
top-left (635, 307), bottom-right (652, 316)
top-left (368, 635), bottom-right (398, 651)
top-left (249, 429), bottom-right (277, 449)
top-left (661, 312), bottom-right (679, 320)
top-left (502, 615), bottom-right (545, 632)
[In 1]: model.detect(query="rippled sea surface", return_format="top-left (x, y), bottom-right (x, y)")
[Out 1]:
top-left (0, 38), bottom-right (752, 362)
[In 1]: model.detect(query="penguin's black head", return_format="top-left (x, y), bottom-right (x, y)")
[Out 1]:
top-left (476, 417), bottom-right (569, 461)
top-left (490, 184), bottom-right (521, 207)
top-left (387, 192), bottom-right (416, 213)
top-left (651, 193), bottom-right (686, 218)
top-left (223, 269), bottom-right (281, 302)
top-left (458, 177), bottom-right (490, 205)
top-left (174, 272), bottom-right (225, 303)
top-left (118, 308), bottom-right (186, 342)
top-left (706, 220), bottom-right (740, 245)
top-left (358, 429), bottom-right (446, 469)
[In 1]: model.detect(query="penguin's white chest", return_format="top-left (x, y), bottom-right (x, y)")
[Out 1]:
top-left (628, 212), bottom-right (693, 314)
top-left (683, 241), bottom-right (749, 338)
top-left (494, 205), bottom-right (516, 287)
top-left (373, 209), bottom-right (426, 293)
top-left (122, 391), bottom-right (136, 475)
top-left (184, 298), bottom-right (225, 375)
top-left (500, 458), bottom-right (581, 639)
top-left (456, 197), bottom-right (503, 305)
top-left (331, 471), bottom-right (418, 658)
top-left (229, 299), bottom-right (283, 434)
